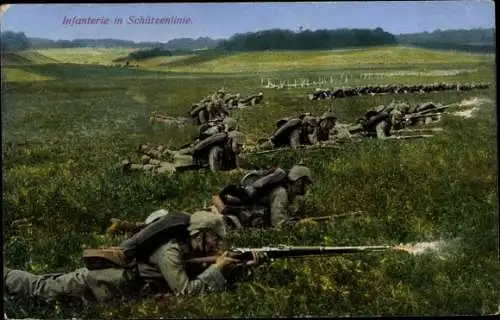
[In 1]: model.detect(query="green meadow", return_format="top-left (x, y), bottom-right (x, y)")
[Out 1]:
top-left (2, 46), bottom-right (498, 318)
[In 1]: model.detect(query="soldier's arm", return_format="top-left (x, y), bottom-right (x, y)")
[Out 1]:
top-left (149, 242), bottom-right (227, 296)
top-left (375, 121), bottom-right (389, 139)
top-left (269, 187), bottom-right (290, 227)
top-left (289, 129), bottom-right (301, 148)
top-left (308, 128), bottom-right (319, 145)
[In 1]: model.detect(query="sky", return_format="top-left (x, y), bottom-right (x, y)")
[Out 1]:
top-left (0, 2), bottom-right (495, 42)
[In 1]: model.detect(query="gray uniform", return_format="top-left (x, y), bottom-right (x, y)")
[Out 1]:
top-left (4, 240), bottom-right (227, 303)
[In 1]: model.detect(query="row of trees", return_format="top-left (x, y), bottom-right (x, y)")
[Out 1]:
top-left (396, 28), bottom-right (495, 53)
top-left (0, 31), bottom-right (31, 51)
top-left (217, 28), bottom-right (397, 51)
top-left (113, 47), bottom-right (173, 62)
top-left (1, 28), bottom-right (494, 53)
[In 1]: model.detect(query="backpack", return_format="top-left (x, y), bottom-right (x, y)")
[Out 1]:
top-left (83, 211), bottom-right (191, 270)
top-left (271, 119), bottom-right (302, 146)
top-left (239, 168), bottom-right (288, 191)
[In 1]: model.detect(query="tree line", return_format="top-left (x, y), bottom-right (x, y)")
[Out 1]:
top-left (1, 28), bottom-right (494, 53)
top-left (396, 28), bottom-right (495, 53)
top-left (217, 28), bottom-right (397, 51)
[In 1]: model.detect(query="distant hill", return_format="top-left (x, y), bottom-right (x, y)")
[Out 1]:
top-left (396, 28), bottom-right (495, 53)
top-left (1, 33), bottom-right (222, 51)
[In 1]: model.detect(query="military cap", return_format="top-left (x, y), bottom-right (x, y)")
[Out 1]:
top-left (145, 209), bottom-right (169, 225)
top-left (188, 210), bottom-right (227, 238)
top-left (222, 117), bottom-right (238, 131)
top-left (228, 130), bottom-right (245, 145)
top-left (287, 165), bottom-right (313, 183)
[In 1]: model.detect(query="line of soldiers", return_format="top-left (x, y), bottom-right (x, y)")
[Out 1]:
top-left (309, 82), bottom-right (491, 100)
top-left (188, 89), bottom-right (264, 125)
top-left (149, 88), bottom-right (265, 126)
top-left (253, 100), bottom-right (447, 152)
top-left (128, 100), bottom-right (447, 176)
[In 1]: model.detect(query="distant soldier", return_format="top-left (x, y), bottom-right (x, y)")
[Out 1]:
top-left (239, 93), bottom-right (264, 107)
top-left (356, 105), bottom-right (404, 139)
top-left (125, 130), bottom-right (246, 174)
top-left (308, 111), bottom-right (338, 144)
top-left (257, 115), bottom-right (317, 150)
top-left (212, 165), bottom-right (314, 229)
top-left (138, 117), bottom-right (240, 161)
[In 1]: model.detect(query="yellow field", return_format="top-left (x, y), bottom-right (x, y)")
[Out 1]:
top-left (135, 54), bottom-right (196, 67)
top-left (35, 47), bottom-right (136, 65)
top-left (3, 68), bottom-right (55, 82)
top-left (164, 46), bottom-right (493, 73)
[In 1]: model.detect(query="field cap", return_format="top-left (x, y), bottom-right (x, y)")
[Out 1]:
top-left (188, 210), bottom-right (227, 238)
top-left (145, 209), bottom-right (169, 225)
top-left (288, 165), bottom-right (313, 183)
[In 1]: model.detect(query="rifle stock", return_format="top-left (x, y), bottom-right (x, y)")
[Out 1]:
top-left (186, 244), bottom-right (394, 265)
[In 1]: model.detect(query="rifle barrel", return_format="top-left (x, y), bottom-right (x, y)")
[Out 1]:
top-left (186, 245), bottom-right (394, 264)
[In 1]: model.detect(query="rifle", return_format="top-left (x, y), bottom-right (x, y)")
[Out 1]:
top-left (388, 134), bottom-right (434, 140)
top-left (395, 127), bottom-right (443, 133)
top-left (405, 112), bottom-right (451, 121)
top-left (186, 244), bottom-right (398, 265)
top-left (246, 143), bottom-right (342, 156)
top-left (296, 211), bottom-right (366, 221)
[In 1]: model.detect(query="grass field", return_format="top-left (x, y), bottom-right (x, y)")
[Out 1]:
top-left (2, 45), bottom-right (499, 318)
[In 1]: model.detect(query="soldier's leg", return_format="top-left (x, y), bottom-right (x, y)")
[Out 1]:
top-left (4, 267), bottom-right (94, 302)
top-left (154, 162), bottom-right (177, 175)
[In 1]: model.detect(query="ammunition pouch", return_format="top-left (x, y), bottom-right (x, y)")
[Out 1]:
top-left (83, 247), bottom-right (136, 270)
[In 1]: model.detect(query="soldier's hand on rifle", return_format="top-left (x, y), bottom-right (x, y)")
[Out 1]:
top-left (215, 251), bottom-right (240, 269)
top-left (246, 250), bottom-right (268, 266)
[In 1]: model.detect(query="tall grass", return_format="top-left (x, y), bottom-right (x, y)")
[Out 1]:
top-left (2, 53), bottom-right (498, 317)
